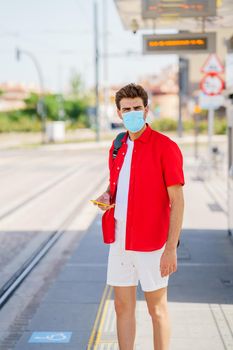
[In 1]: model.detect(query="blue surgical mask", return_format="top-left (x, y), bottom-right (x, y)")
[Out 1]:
top-left (122, 110), bottom-right (145, 133)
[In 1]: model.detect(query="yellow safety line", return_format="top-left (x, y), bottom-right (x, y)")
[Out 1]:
top-left (93, 286), bottom-right (113, 348)
top-left (87, 284), bottom-right (110, 349)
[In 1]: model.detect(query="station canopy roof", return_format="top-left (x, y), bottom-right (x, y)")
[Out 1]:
top-left (114, 0), bottom-right (233, 32)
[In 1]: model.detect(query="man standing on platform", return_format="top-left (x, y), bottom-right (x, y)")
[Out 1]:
top-left (94, 83), bottom-right (185, 350)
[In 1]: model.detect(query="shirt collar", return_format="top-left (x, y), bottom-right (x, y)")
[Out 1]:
top-left (122, 123), bottom-right (152, 144)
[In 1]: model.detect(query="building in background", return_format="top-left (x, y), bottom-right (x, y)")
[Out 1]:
top-left (98, 63), bottom-right (179, 129)
top-left (139, 64), bottom-right (179, 120)
top-left (0, 82), bottom-right (40, 112)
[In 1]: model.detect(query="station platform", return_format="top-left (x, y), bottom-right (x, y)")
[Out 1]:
top-left (12, 162), bottom-right (233, 350)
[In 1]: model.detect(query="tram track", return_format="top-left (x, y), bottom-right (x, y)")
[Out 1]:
top-left (0, 172), bottom-right (107, 309)
top-left (0, 150), bottom-right (60, 177)
top-left (0, 161), bottom-right (98, 222)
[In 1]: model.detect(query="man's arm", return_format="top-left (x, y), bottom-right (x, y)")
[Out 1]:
top-left (165, 184), bottom-right (184, 251)
top-left (160, 184), bottom-right (184, 277)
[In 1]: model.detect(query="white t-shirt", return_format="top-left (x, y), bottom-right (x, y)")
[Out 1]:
top-left (114, 135), bottom-right (134, 222)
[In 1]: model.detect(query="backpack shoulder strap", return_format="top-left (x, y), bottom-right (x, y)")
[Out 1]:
top-left (112, 132), bottom-right (127, 159)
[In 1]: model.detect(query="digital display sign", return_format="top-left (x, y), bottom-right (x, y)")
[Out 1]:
top-left (143, 33), bottom-right (216, 54)
top-left (142, 0), bottom-right (216, 19)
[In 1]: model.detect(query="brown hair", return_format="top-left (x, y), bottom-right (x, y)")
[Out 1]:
top-left (115, 83), bottom-right (148, 110)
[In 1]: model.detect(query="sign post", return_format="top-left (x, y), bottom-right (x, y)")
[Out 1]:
top-left (193, 104), bottom-right (201, 159)
top-left (199, 54), bottom-right (224, 176)
top-left (207, 107), bottom-right (214, 169)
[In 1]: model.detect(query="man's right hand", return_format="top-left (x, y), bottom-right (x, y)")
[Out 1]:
top-left (93, 191), bottom-right (115, 211)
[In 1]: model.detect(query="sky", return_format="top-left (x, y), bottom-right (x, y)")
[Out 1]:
top-left (0, 0), bottom-right (177, 92)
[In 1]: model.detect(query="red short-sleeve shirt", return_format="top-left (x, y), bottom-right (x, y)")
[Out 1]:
top-left (104, 123), bottom-right (185, 251)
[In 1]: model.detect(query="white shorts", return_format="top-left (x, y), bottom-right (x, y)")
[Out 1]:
top-left (106, 219), bottom-right (169, 292)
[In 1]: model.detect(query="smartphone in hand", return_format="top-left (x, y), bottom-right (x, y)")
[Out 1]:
top-left (90, 199), bottom-right (115, 208)
top-left (90, 200), bottom-right (110, 207)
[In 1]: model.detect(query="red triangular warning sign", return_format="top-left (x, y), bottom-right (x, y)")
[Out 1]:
top-left (201, 54), bottom-right (224, 74)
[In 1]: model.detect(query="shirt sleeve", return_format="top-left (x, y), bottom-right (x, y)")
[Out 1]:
top-left (161, 139), bottom-right (185, 187)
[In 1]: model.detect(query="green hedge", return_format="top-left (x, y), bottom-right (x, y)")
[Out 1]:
top-left (0, 113), bottom-right (227, 134)
top-left (150, 117), bottom-right (227, 135)
top-left (0, 112), bottom-right (41, 132)
top-left (0, 112), bottom-right (90, 133)
top-left (0, 92), bottom-right (90, 132)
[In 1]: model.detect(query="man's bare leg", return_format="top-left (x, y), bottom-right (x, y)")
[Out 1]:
top-left (113, 286), bottom-right (137, 350)
top-left (144, 287), bottom-right (171, 350)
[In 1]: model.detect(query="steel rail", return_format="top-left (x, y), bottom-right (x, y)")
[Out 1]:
top-left (0, 174), bottom-right (107, 309)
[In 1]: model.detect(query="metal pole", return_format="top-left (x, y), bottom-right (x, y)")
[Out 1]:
top-left (94, 0), bottom-right (100, 142)
top-left (178, 56), bottom-right (183, 137)
top-left (194, 113), bottom-right (199, 159)
top-left (16, 48), bottom-right (46, 143)
top-left (103, 0), bottom-right (109, 130)
top-left (208, 107), bottom-right (214, 174)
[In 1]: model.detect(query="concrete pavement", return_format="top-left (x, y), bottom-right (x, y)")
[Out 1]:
top-left (85, 156), bottom-right (232, 350)
top-left (0, 134), bottom-right (231, 349)
top-left (9, 150), bottom-right (232, 349)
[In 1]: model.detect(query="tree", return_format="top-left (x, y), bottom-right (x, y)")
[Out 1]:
top-left (69, 70), bottom-right (84, 97)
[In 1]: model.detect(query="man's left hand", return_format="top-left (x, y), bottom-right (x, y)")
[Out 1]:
top-left (160, 248), bottom-right (177, 277)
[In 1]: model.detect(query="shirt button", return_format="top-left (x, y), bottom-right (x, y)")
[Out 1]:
top-left (113, 182), bottom-right (116, 185)
top-left (122, 152), bottom-right (125, 155)
top-left (117, 166), bottom-right (120, 170)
